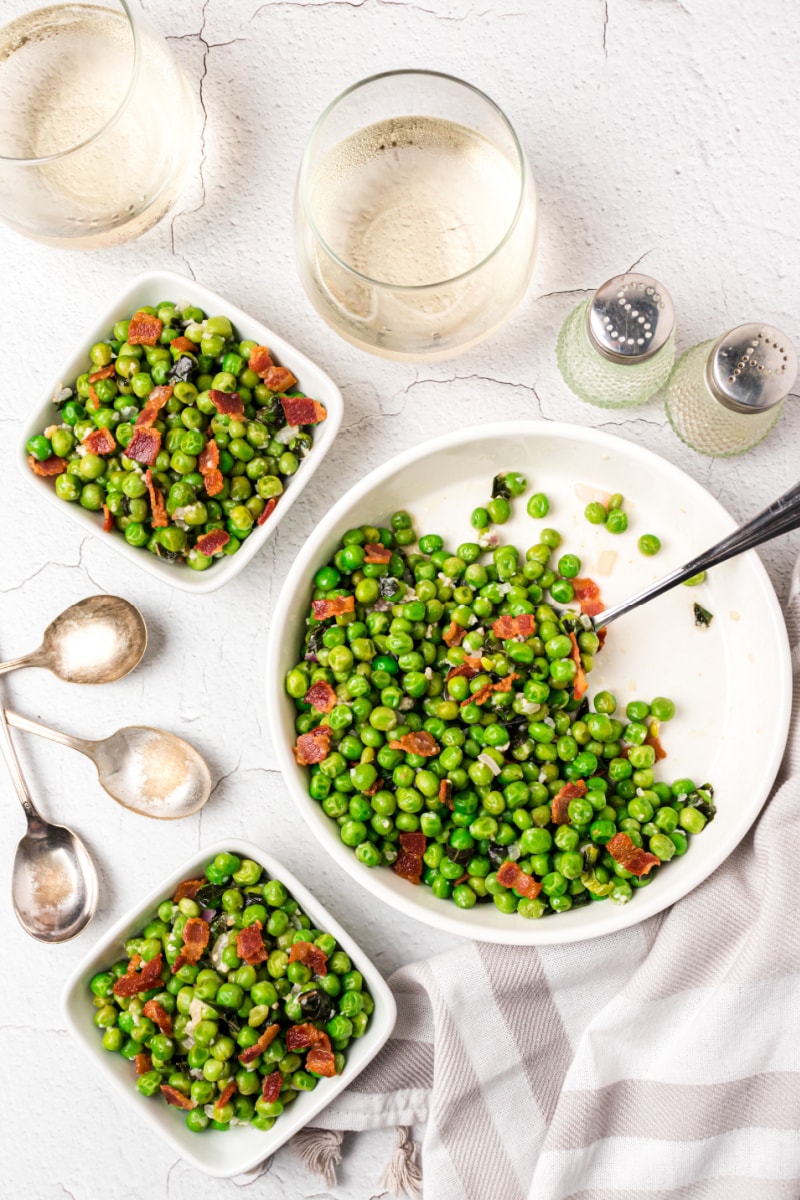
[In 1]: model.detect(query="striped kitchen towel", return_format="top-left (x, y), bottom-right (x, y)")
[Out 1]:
top-left (294, 557), bottom-right (800, 1200)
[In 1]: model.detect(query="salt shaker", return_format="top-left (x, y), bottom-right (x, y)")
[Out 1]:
top-left (556, 272), bottom-right (676, 408)
top-left (664, 323), bottom-right (797, 456)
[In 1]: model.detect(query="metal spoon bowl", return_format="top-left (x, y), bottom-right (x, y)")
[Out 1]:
top-left (0, 595), bottom-right (147, 684)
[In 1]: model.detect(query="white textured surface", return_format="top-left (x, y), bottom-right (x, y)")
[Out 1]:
top-left (1, 1), bottom-right (799, 1197)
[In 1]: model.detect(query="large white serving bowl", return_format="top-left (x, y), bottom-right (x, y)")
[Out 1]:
top-left (266, 422), bottom-right (792, 945)
top-left (63, 838), bottom-right (396, 1178)
top-left (19, 270), bottom-right (343, 594)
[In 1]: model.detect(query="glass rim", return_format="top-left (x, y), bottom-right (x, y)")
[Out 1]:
top-left (297, 68), bottom-right (529, 293)
top-left (0, 0), bottom-right (141, 166)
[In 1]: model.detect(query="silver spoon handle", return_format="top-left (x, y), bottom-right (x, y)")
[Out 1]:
top-left (0, 704), bottom-right (43, 826)
top-left (0, 653), bottom-right (37, 676)
top-left (598, 480), bottom-right (800, 627)
top-left (4, 709), bottom-right (93, 755)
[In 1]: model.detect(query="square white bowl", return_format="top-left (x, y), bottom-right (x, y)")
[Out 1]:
top-left (19, 270), bottom-right (343, 594)
top-left (62, 838), bottom-right (397, 1178)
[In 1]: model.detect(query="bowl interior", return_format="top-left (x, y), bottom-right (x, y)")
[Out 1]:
top-left (19, 270), bottom-right (343, 594)
top-left (267, 422), bottom-right (791, 944)
top-left (62, 837), bottom-right (396, 1177)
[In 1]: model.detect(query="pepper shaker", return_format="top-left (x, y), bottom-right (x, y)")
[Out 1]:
top-left (664, 323), bottom-right (797, 456)
top-left (556, 272), bottom-right (676, 408)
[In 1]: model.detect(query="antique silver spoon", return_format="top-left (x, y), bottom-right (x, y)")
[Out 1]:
top-left (0, 594), bottom-right (147, 683)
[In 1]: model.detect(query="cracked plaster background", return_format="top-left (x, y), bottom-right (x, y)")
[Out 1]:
top-left (1, 0), bottom-right (799, 1196)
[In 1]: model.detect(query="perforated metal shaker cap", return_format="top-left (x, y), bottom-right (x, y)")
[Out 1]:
top-left (705, 323), bottom-right (798, 414)
top-left (587, 273), bottom-right (675, 364)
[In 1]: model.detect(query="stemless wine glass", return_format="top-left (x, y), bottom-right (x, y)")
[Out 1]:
top-left (0, 1), bottom-right (196, 248)
top-left (294, 70), bottom-right (538, 362)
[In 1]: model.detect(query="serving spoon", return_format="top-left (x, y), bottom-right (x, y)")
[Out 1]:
top-left (596, 480), bottom-right (800, 627)
top-left (0, 595), bottom-right (147, 683)
top-left (5, 710), bottom-right (212, 820)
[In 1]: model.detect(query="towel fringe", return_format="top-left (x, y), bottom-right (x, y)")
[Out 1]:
top-left (291, 1127), bottom-right (344, 1187)
top-left (379, 1125), bottom-right (422, 1199)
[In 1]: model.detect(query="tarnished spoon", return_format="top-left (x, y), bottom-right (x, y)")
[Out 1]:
top-left (5, 710), bottom-right (212, 820)
top-left (0, 595), bottom-right (146, 684)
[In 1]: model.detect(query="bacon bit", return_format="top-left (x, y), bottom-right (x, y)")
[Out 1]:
top-left (237, 921), bottom-right (268, 966)
top-left (288, 941), bottom-right (328, 977)
top-left (239, 1022), bottom-right (281, 1064)
top-left (126, 427), bottom-right (161, 466)
top-left (256, 496), bottom-right (278, 526)
top-left (170, 336), bottom-right (196, 354)
top-left (445, 657), bottom-right (483, 685)
top-left (312, 595), bottom-right (355, 621)
top-left (258, 366), bottom-right (296, 395)
top-left (304, 680), bottom-right (337, 713)
top-left (442, 620), bottom-right (466, 648)
top-left (135, 385), bottom-right (173, 428)
top-left (143, 1000), bottom-right (173, 1036)
top-left (607, 832), bottom-right (661, 877)
top-left (128, 954), bottom-right (142, 973)
top-left (573, 577), bottom-right (605, 618)
top-left (171, 917), bottom-right (210, 972)
top-left (496, 861), bottom-right (542, 900)
top-left (173, 878), bottom-right (205, 903)
top-left (645, 722), bottom-right (667, 761)
top-left (209, 389), bottom-right (244, 417)
top-left (198, 437), bottom-right (224, 498)
top-left (492, 613), bottom-right (537, 639)
top-left (597, 627), bottom-right (608, 648)
top-left (28, 454), bottom-right (67, 477)
top-left (144, 469), bottom-right (168, 529)
top-left (364, 776), bottom-right (382, 796)
top-left (307, 1047), bottom-right (338, 1077)
top-left (87, 385), bottom-right (100, 411)
top-left (196, 529), bottom-right (230, 557)
top-left (462, 672), bottom-right (520, 708)
top-left (112, 952), bottom-right (163, 996)
top-left (393, 829), bottom-right (427, 886)
top-left (160, 1084), bottom-right (195, 1110)
top-left (88, 363), bottom-right (116, 383)
top-left (128, 310), bottom-right (163, 346)
top-left (286, 1023), bottom-right (331, 1051)
top-left (293, 724), bottom-right (332, 765)
top-left (134, 1052), bottom-right (152, 1076)
top-left (551, 779), bottom-right (588, 824)
top-left (248, 345), bottom-right (274, 376)
top-left (439, 778), bottom-right (453, 809)
top-left (388, 730), bottom-right (440, 757)
top-left (215, 1080), bottom-right (236, 1111)
top-left (81, 427), bottom-right (116, 455)
top-left (363, 543), bottom-right (391, 564)
top-left (280, 394), bottom-right (326, 424)
top-left (568, 633), bottom-right (588, 701)
top-left (399, 831), bottom-right (426, 856)
top-left (261, 1070), bottom-right (283, 1103)
top-left (102, 503), bottom-right (113, 533)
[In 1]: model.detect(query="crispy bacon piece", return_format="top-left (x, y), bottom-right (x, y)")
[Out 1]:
top-left (573, 577), bottom-right (604, 618)
top-left (393, 830), bottom-right (427, 886)
top-left (363, 543), bottom-right (391, 564)
top-left (607, 832), bottom-right (661, 877)
top-left (307, 1047), bottom-right (337, 1077)
top-left (196, 529), bottom-right (230, 557)
top-left (173, 878), bottom-right (205, 903)
top-left (160, 1084), bottom-right (195, 1110)
top-left (597, 626), bottom-right (608, 649)
top-left (144, 469), bottom-right (167, 529)
top-left (134, 1052), bottom-right (152, 1076)
top-left (87, 385), bottom-right (100, 411)
top-left (388, 730), bottom-right (440, 757)
top-left (551, 779), bottom-right (588, 825)
top-left (445, 657), bottom-right (482, 685)
top-left (261, 1070), bottom-right (283, 1103)
top-left (645, 723), bottom-right (668, 761)
top-left (135, 385), bottom-right (173, 429)
top-left (197, 437), bottom-right (223, 498)
top-left (264, 366), bottom-right (298, 395)
top-left (239, 1022), bottom-right (281, 1064)
top-left (364, 776), bottom-right (382, 796)
top-left (102, 503), bottom-right (113, 533)
top-left (442, 620), bottom-right (466, 648)
top-left (312, 595), bottom-right (355, 621)
top-left (126, 427), bottom-right (161, 466)
top-left (463, 672), bottom-right (520, 708)
top-left (128, 310), bottom-right (163, 346)
top-left (203, 467), bottom-right (224, 497)
top-left (237, 921), bottom-right (268, 966)
top-left (112, 952), bottom-right (164, 996)
top-left (496, 861), bottom-right (542, 900)
top-left (248, 345), bottom-right (274, 375)
top-left (143, 1000), bottom-right (173, 1036)
top-left (215, 1080), bottom-right (236, 1111)
top-left (209, 389), bottom-right (244, 417)
top-left (288, 941), bottom-right (328, 977)
top-left (286, 1023), bottom-right (331, 1051)
top-left (439, 778), bottom-right (453, 809)
top-left (492, 613), bottom-right (537, 639)
top-left (256, 496), bottom-right (278, 526)
top-left (304, 680), bottom-right (337, 713)
top-left (399, 831), bottom-right (426, 856)
top-left (281, 394), bottom-right (327, 425)
top-left (171, 917), bottom-right (210, 973)
top-left (293, 724), bottom-right (332, 765)
top-left (170, 336), bottom-right (196, 354)
top-left (81, 427), bottom-right (116, 455)
top-left (28, 454), bottom-right (67, 477)
top-left (88, 363), bottom-right (116, 383)
top-left (568, 633), bottom-right (588, 701)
